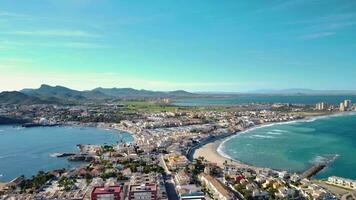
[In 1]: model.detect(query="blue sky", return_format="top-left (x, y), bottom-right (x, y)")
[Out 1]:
top-left (0, 0), bottom-right (356, 92)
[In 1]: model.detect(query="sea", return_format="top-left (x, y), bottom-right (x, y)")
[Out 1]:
top-left (218, 112), bottom-right (356, 179)
top-left (173, 95), bottom-right (356, 106)
top-left (0, 126), bottom-right (133, 182)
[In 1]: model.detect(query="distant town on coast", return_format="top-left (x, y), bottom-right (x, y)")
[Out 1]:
top-left (1, 0), bottom-right (356, 199)
top-left (1, 84), bottom-right (356, 199)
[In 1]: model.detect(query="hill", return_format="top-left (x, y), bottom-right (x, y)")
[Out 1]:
top-left (14, 84), bottom-right (197, 104)
top-left (0, 91), bottom-right (49, 105)
top-left (21, 84), bottom-right (110, 103)
top-left (93, 87), bottom-right (195, 98)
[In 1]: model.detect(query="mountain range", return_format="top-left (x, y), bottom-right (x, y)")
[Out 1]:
top-left (0, 84), bottom-right (196, 105)
top-left (246, 88), bottom-right (356, 95)
top-left (1, 85), bottom-right (356, 105)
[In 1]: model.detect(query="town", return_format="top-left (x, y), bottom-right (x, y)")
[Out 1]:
top-left (0, 99), bottom-right (356, 200)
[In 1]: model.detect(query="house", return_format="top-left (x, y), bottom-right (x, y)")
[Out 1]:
top-left (276, 187), bottom-right (292, 198)
top-left (166, 154), bottom-right (189, 170)
top-left (174, 170), bottom-right (191, 186)
top-left (198, 173), bottom-right (234, 200)
top-left (252, 189), bottom-right (269, 199)
top-left (245, 183), bottom-right (258, 191)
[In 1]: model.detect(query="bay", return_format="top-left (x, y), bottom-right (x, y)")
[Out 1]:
top-left (0, 126), bottom-right (132, 182)
top-left (218, 113), bottom-right (356, 179)
top-left (174, 95), bottom-right (356, 106)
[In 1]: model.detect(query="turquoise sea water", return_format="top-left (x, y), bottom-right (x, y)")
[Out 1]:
top-left (174, 95), bottom-right (356, 106)
top-left (218, 112), bottom-right (356, 179)
top-left (0, 126), bottom-right (133, 182)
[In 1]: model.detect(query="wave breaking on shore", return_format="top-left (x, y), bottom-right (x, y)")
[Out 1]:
top-left (216, 111), bottom-right (356, 165)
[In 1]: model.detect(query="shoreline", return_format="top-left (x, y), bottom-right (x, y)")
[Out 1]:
top-left (194, 111), bottom-right (356, 172)
top-left (0, 124), bottom-right (133, 182)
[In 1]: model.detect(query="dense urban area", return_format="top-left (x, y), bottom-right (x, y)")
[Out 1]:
top-left (1, 91), bottom-right (356, 200)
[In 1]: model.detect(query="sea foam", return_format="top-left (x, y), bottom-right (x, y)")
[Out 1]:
top-left (250, 134), bottom-right (276, 139)
top-left (266, 131), bottom-right (283, 135)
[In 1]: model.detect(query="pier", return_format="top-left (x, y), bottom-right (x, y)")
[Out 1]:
top-left (301, 163), bottom-right (326, 179)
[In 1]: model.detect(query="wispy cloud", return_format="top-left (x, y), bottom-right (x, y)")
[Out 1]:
top-left (317, 21), bottom-right (356, 31)
top-left (255, 0), bottom-right (324, 13)
top-left (0, 57), bottom-right (33, 63)
top-left (0, 11), bottom-right (25, 17)
top-left (300, 32), bottom-right (335, 40)
top-left (0, 40), bottom-right (109, 50)
top-left (62, 42), bottom-right (109, 49)
top-left (290, 13), bottom-right (356, 25)
top-left (293, 12), bottom-right (356, 40)
top-left (8, 30), bottom-right (99, 37)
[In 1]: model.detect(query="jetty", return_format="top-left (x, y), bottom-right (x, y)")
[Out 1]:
top-left (68, 154), bottom-right (95, 162)
top-left (301, 163), bottom-right (326, 179)
top-left (50, 152), bottom-right (76, 158)
top-left (22, 123), bottom-right (60, 128)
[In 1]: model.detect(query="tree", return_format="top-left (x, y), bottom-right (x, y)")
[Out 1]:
top-left (58, 176), bottom-right (76, 191)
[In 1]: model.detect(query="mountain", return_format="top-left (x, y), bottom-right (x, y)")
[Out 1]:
top-left (16, 84), bottom-right (197, 104)
top-left (246, 88), bottom-right (356, 95)
top-left (22, 84), bottom-right (109, 102)
top-left (92, 87), bottom-right (196, 98)
top-left (0, 91), bottom-right (49, 105)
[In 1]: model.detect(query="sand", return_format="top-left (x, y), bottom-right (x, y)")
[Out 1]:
top-left (193, 138), bottom-right (263, 170)
top-left (0, 182), bottom-right (6, 191)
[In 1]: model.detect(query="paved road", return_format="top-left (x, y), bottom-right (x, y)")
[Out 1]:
top-left (163, 173), bottom-right (179, 200)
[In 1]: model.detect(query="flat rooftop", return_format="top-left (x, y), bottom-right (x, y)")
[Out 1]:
top-left (92, 186), bottom-right (121, 194)
top-left (130, 184), bottom-right (157, 192)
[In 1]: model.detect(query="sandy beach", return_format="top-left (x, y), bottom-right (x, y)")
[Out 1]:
top-left (0, 182), bottom-right (6, 191)
top-left (193, 111), bottom-right (353, 173)
top-left (193, 137), bottom-right (266, 171)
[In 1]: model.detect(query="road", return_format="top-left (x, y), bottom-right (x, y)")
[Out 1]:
top-left (160, 155), bottom-right (179, 200)
top-left (163, 173), bottom-right (179, 200)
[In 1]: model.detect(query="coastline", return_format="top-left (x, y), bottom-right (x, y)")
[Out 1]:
top-left (194, 111), bottom-right (356, 172)
top-left (0, 124), bottom-right (133, 182)
top-left (193, 137), bottom-right (270, 171)
top-left (0, 182), bottom-right (6, 191)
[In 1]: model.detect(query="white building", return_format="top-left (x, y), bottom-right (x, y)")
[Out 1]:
top-left (315, 102), bottom-right (328, 110)
top-left (344, 100), bottom-right (352, 109)
top-left (198, 173), bottom-right (234, 200)
top-left (328, 176), bottom-right (356, 190)
top-left (339, 102), bottom-right (346, 112)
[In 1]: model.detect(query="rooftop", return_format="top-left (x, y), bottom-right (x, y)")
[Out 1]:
top-left (92, 186), bottom-right (121, 194)
top-left (130, 184), bottom-right (157, 192)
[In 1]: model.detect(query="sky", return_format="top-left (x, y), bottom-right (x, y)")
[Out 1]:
top-left (0, 0), bottom-right (356, 92)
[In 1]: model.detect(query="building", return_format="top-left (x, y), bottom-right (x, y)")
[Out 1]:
top-left (91, 186), bottom-right (121, 200)
top-left (344, 100), bottom-right (352, 109)
top-left (315, 102), bottom-right (328, 110)
top-left (328, 176), bottom-right (356, 190)
top-left (129, 184), bottom-right (158, 200)
top-left (166, 154), bottom-right (189, 170)
top-left (339, 102), bottom-right (346, 112)
top-left (198, 173), bottom-right (234, 200)
top-left (179, 192), bottom-right (205, 200)
top-left (174, 170), bottom-right (191, 186)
